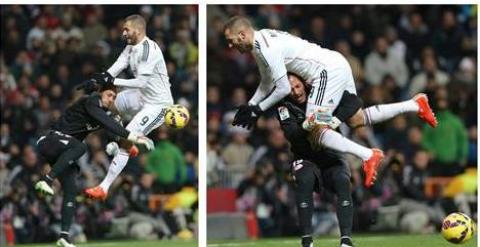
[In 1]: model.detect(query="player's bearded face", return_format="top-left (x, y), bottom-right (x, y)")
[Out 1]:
top-left (225, 29), bottom-right (252, 53)
top-left (289, 74), bottom-right (307, 104)
top-left (122, 22), bottom-right (139, 45)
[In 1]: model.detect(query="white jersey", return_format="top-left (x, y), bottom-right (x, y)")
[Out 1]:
top-left (253, 29), bottom-right (345, 84)
top-left (107, 36), bottom-right (173, 106)
top-left (249, 29), bottom-right (348, 111)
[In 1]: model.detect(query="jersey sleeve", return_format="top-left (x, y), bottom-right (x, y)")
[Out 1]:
top-left (85, 96), bottom-right (129, 139)
top-left (107, 46), bottom-right (130, 77)
top-left (258, 74), bottom-right (290, 111)
top-left (257, 44), bottom-right (287, 84)
top-left (113, 77), bottom-right (147, 88)
top-left (254, 43), bottom-right (290, 111)
top-left (248, 78), bottom-right (274, 106)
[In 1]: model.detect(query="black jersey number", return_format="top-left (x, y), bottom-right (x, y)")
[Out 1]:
top-left (140, 116), bottom-right (149, 126)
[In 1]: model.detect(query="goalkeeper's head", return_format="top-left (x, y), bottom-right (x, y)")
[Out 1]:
top-left (99, 83), bottom-right (117, 109)
top-left (288, 73), bottom-right (310, 104)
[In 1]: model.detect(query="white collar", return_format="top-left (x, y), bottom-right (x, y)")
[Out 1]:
top-left (132, 36), bottom-right (149, 48)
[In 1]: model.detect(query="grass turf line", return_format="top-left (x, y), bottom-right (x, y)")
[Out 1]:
top-left (208, 234), bottom-right (478, 247)
top-left (14, 239), bottom-right (197, 247)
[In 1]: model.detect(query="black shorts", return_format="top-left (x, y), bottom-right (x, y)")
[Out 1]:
top-left (291, 158), bottom-right (351, 193)
top-left (333, 91), bottom-right (363, 122)
top-left (36, 131), bottom-right (85, 165)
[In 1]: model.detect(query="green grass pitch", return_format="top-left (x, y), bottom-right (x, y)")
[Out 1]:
top-left (14, 239), bottom-right (197, 247)
top-left (208, 234), bottom-right (478, 247)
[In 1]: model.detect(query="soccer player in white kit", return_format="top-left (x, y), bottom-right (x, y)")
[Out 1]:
top-left (85, 14), bottom-right (173, 200)
top-left (224, 16), bottom-right (438, 189)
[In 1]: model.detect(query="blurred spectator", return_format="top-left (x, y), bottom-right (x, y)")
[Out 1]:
top-left (409, 55), bottom-right (449, 96)
top-left (221, 128), bottom-right (254, 176)
top-left (466, 126), bottom-right (477, 166)
top-left (422, 87), bottom-right (468, 176)
top-left (453, 57), bottom-right (477, 86)
top-left (364, 36), bottom-right (409, 87)
top-left (402, 150), bottom-right (430, 202)
top-left (335, 40), bottom-right (364, 83)
top-left (168, 29), bottom-right (198, 69)
top-left (399, 12), bottom-right (430, 65)
top-left (432, 10), bottom-right (464, 71)
top-left (147, 127), bottom-right (187, 193)
top-left (83, 13), bottom-right (108, 50)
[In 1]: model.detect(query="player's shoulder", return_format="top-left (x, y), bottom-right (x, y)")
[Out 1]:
top-left (144, 37), bottom-right (162, 54)
top-left (84, 93), bottom-right (102, 106)
top-left (255, 29), bottom-right (286, 53)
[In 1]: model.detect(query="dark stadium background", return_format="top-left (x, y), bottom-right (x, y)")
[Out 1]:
top-left (207, 5), bottom-right (477, 240)
top-left (0, 5), bottom-right (198, 245)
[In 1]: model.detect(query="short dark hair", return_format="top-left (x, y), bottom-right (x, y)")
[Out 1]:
top-left (223, 16), bottom-right (252, 32)
top-left (125, 14), bottom-right (146, 32)
top-left (99, 82), bottom-right (117, 93)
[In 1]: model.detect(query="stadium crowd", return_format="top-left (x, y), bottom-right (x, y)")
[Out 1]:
top-left (0, 5), bottom-right (198, 244)
top-left (207, 5), bottom-right (477, 237)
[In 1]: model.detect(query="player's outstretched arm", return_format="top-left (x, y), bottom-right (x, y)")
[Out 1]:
top-left (107, 47), bottom-right (130, 77)
top-left (85, 97), bottom-right (154, 150)
top-left (257, 74), bottom-right (291, 111)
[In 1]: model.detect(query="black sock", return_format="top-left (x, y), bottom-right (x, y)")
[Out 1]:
top-left (60, 167), bottom-right (77, 237)
top-left (334, 172), bottom-right (353, 237)
top-left (294, 165), bottom-right (315, 237)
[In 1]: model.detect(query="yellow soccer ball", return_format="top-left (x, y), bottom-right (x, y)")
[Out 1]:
top-left (441, 212), bottom-right (476, 244)
top-left (164, 104), bottom-right (190, 129)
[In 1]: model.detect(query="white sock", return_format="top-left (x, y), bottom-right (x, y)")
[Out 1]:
top-left (363, 100), bottom-right (419, 125)
top-left (318, 128), bottom-right (373, 161)
top-left (99, 149), bottom-right (129, 192)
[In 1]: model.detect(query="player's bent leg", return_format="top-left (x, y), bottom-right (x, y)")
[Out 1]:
top-left (86, 149), bottom-right (129, 200)
top-left (36, 134), bottom-right (86, 196)
top-left (345, 109), bottom-right (365, 128)
top-left (114, 89), bottom-right (144, 121)
top-left (292, 160), bottom-right (316, 247)
top-left (309, 125), bottom-right (383, 188)
top-left (362, 94), bottom-right (437, 127)
top-left (88, 106), bottom-right (167, 200)
top-left (309, 124), bottom-right (373, 161)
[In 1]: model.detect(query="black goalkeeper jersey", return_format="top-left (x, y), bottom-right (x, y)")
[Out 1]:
top-left (51, 93), bottom-right (129, 141)
top-left (275, 99), bottom-right (343, 166)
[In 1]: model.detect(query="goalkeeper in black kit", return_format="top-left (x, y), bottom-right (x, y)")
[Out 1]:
top-left (34, 82), bottom-right (154, 247)
top-left (274, 75), bottom-right (364, 247)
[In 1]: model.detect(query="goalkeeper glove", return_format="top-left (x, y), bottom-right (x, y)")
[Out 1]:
top-left (92, 72), bottom-right (114, 85)
top-left (232, 105), bottom-right (262, 129)
top-left (76, 79), bottom-right (99, 94)
top-left (127, 132), bottom-right (155, 151)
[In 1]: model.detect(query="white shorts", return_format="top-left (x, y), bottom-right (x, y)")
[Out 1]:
top-left (114, 89), bottom-right (168, 135)
top-left (306, 55), bottom-right (357, 117)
